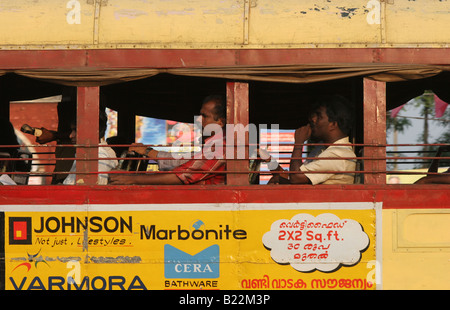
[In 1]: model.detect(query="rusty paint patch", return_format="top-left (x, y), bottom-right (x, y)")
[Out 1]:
top-left (337, 7), bottom-right (359, 18)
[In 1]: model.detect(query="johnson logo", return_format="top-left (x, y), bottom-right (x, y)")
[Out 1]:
top-left (9, 217), bottom-right (32, 245)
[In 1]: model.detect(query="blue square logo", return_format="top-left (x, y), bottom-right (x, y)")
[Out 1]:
top-left (164, 244), bottom-right (219, 279)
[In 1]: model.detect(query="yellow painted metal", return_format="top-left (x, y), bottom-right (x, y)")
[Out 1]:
top-left (0, 0), bottom-right (448, 49)
top-left (0, 0), bottom-right (96, 46)
top-left (383, 209), bottom-right (450, 290)
top-left (4, 207), bottom-right (377, 290)
top-left (385, 0), bottom-right (450, 45)
top-left (248, 0), bottom-right (382, 46)
top-left (99, 0), bottom-right (244, 46)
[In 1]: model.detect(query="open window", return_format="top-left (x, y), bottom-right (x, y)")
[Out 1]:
top-left (0, 66), bottom-right (449, 186)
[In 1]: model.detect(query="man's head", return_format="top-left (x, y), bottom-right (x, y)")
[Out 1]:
top-left (199, 95), bottom-right (226, 129)
top-left (69, 109), bottom-right (108, 144)
top-left (308, 95), bottom-right (353, 142)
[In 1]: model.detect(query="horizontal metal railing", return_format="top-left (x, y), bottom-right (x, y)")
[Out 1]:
top-left (0, 142), bottom-right (449, 184)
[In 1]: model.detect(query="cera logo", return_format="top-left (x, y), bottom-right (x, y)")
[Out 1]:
top-left (9, 217), bottom-right (32, 245)
top-left (164, 244), bottom-right (219, 279)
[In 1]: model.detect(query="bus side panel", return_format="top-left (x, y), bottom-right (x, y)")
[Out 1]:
top-left (382, 208), bottom-right (450, 290)
top-left (0, 0), bottom-right (449, 48)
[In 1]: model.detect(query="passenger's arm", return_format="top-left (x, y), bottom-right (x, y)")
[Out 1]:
top-left (289, 125), bottom-right (312, 184)
top-left (35, 128), bottom-right (60, 144)
top-left (415, 173), bottom-right (450, 184)
top-left (129, 143), bottom-right (190, 170)
top-left (428, 145), bottom-right (450, 174)
top-left (258, 148), bottom-right (290, 183)
top-left (108, 173), bottom-right (183, 185)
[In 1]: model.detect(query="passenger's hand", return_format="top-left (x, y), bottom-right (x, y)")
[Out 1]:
top-left (268, 175), bottom-right (280, 184)
top-left (36, 128), bottom-right (56, 144)
top-left (108, 174), bottom-right (135, 185)
top-left (267, 174), bottom-right (289, 184)
top-left (259, 149), bottom-right (280, 170)
top-left (294, 124), bottom-right (311, 143)
top-left (258, 148), bottom-right (271, 162)
top-left (129, 143), bottom-right (147, 156)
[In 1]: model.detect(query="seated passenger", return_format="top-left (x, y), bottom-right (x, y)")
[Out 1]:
top-left (108, 95), bottom-right (226, 185)
top-left (0, 117), bottom-right (20, 158)
top-left (20, 90), bottom-right (77, 184)
top-left (0, 117), bottom-right (19, 185)
top-left (266, 95), bottom-right (356, 185)
top-left (414, 145), bottom-right (450, 184)
top-left (64, 110), bottom-right (118, 185)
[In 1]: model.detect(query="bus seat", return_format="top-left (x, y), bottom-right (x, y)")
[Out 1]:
top-left (248, 159), bottom-right (262, 184)
top-left (354, 148), bottom-right (364, 184)
top-left (119, 151), bottom-right (149, 172)
top-left (0, 152), bottom-right (13, 174)
top-left (12, 149), bottom-right (32, 185)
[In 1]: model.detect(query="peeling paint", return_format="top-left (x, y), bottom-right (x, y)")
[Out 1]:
top-left (11, 255), bottom-right (142, 264)
top-left (82, 227), bottom-right (88, 252)
top-left (114, 9), bottom-right (148, 20)
top-left (89, 256), bottom-right (142, 264)
top-left (296, 5), bottom-right (360, 18)
top-left (202, 7), bottom-right (240, 15)
top-left (155, 8), bottom-right (195, 16)
top-left (336, 7), bottom-right (358, 18)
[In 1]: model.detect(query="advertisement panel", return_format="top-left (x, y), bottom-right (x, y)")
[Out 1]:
top-left (0, 203), bottom-right (379, 290)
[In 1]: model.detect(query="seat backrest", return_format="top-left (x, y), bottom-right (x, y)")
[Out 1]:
top-left (11, 149), bottom-right (32, 185)
top-left (354, 148), bottom-right (364, 184)
top-left (0, 152), bottom-right (13, 174)
top-left (119, 151), bottom-right (149, 172)
top-left (248, 159), bottom-right (262, 184)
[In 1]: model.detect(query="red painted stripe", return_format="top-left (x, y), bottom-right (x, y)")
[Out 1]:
top-left (0, 48), bottom-right (448, 69)
top-left (0, 185), bottom-right (448, 209)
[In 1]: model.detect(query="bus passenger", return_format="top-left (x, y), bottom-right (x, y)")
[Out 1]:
top-left (108, 95), bottom-right (226, 185)
top-left (266, 95), bottom-right (356, 185)
top-left (0, 117), bottom-right (20, 185)
top-left (63, 109), bottom-right (118, 185)
top-left (25, 88), bottom-right (77, 184)
top-left (414, 145), bottom-right (450, 184)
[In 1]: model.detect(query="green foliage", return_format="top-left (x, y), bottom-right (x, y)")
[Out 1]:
top-left (387, 91), bottom-right (449, 169)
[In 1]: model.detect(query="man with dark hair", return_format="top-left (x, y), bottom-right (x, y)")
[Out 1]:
top-left (267, 95), bottom-right (357, 185)
top-left (109, 95), bottom-right (227, 185)
top-left (203, 94), bottom-right (227, 124)
top-left (63, 109), bottom-right (118, 185)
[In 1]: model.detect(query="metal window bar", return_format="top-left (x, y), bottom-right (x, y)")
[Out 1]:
top-left (1, 143), bottom-right (449, 183)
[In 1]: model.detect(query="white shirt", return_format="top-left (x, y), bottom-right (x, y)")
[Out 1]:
top-left (64, 141), bottom-right (118, 185)
top-left (0, 174), bottom-right (16, 185)
top-left (156, 150), bottom-right (190, 171)
top-left (300, 137), bottom-right (356, 185)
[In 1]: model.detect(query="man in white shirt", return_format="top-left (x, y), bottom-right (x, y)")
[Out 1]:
top-left (64, 110), bottom-right (118, 185)
top-left (267, 95), bottom-right (356, 185)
